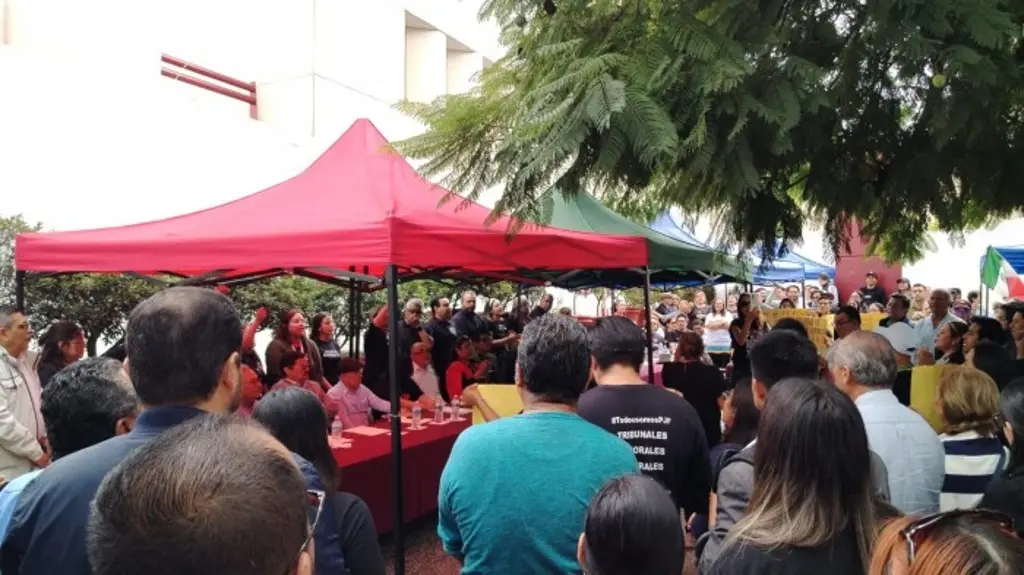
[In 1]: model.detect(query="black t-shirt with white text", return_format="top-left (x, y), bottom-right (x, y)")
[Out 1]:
top-left (577, 384), bottom-right (712, 516)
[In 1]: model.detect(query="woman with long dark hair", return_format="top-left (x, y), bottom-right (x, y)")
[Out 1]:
top-left (265, 309), bottom-right (326, 389)
top-left (662, 332), bottom-right (727, 447)
top-left (34, 321), bottom-right (84, 387)
top-left (310, 313), bottom-right (343, 386)
top-left (578, 474), bottom-right (684, 575)
top-left (935, 322), bottom-right (968, 365)
top-left (728, 293), bottom-right (762, 382)
top-left (690, 377), bottom-right (760, 539)
top-left (253, 387), bottom-right (384, 575)
top-left (980, 377), bottom-right (1024, 534)
top-left (707, 378), bottom-right (878, 574)
top-left (445, 336), bottom-right (489, 400)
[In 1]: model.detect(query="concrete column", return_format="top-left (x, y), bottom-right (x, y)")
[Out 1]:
top-left (404, 28), bottom-right (447, 103)
top-left (446, 50), bottom-right (482, 95)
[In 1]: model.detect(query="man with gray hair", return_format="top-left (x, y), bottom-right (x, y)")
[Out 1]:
top-left (913, 288), bottom-right (963, 364)
top-left (0, 307), bottom-right (47, 480)
top-left (828, 330), bottom-right (944, 514)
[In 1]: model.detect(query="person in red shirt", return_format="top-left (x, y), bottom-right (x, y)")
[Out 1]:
top-left (446, 336), bottom-right (489, 400)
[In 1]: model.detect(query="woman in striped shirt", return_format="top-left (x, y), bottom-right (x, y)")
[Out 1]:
top-left (936, 366), bottom-right (1009, 511)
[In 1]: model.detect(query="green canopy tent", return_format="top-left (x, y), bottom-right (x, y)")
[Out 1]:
top-left (525, 192), bottom-right (751, 289)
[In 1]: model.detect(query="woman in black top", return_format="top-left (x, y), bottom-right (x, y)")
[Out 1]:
top-left (707, 379), bottom-right (878, 575)
top-left (34, 321), bottom-right (85, 387)
top-left (968, 340), bottom-right (1018, 391)
top-left (980, 377), bottom-right (1024, 534)
top-left (662, 332), bottom-right (727, 448)
top-left (253, 387), bottom-right (385, 575)
top-left (729, 293), bottom-right (762, 383)
top-left (310, 313), bottom-right (343, 386)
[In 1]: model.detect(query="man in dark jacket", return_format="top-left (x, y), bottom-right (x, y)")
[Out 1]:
top-left (857, 271), bottom-right (889, 311)
top-left (1, 287), bottom-right (347, 575)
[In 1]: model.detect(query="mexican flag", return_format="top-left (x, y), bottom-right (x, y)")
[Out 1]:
top-left (982, 247), bottom-right (1024, 298)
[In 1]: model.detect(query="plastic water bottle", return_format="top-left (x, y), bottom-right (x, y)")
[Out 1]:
top-left (434, 398), bottom-right (445, 424)
top-left (331, 416), bottom-right (343, 436)
top-left (411, 404), bottom-right (422, 429)
top-left (450, 397), bottom-right (461, 421)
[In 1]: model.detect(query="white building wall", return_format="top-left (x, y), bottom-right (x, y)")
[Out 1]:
top-left (0, 0), bottom-right (501, 232)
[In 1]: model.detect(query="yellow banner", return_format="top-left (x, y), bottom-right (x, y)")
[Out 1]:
top-left (910, 365), bottom-right (947, 433)
top-left (472, 384), bottom-right (523, 424)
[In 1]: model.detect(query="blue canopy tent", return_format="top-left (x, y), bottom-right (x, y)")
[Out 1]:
top-left (649, 213), bottom-right (807, 284)
top-left (771, 247), bottom-right (835, 281)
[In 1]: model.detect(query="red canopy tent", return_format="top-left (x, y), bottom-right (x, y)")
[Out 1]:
top-left (15, 118), bottom-right (647, 281)
top-left (13, 119), bottom-right (649, 575)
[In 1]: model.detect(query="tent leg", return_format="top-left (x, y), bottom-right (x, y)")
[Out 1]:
top-left (643, 268), bottom-right (654, 384)
top-left (15, 271), bottom-right (25, 310)
top-left (347, 268), bottom-right (357, 356)
top-left (610, 287), bottom-right (616, 315)
top-left (384, 265), bottom-right (405, 575)
top-left (515, 283), bottom-right (522, 313)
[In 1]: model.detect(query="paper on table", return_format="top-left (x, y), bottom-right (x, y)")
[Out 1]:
top-left (328, 436), bottom-right (353, 449)
top-left (343, 426), bottom-right (389, 437)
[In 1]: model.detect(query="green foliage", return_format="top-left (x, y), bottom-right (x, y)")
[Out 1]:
top-left (395, 0), bottom-right (1024, 263)
top-left (1, 214), bottom-right (162, 355)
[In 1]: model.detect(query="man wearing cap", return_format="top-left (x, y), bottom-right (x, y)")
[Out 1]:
top-left (857, 272), bottom-right (888, 311)
top-left (325, 358), bottom-right (417, 428)
top-left (874, 322), bottom-right (917, 406)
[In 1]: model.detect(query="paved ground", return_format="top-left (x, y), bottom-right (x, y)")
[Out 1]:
top-left (381, 514), bottom-right (697, 575)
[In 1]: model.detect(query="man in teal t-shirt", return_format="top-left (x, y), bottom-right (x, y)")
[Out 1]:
top-left (438, 315), bottom-right (639, 574)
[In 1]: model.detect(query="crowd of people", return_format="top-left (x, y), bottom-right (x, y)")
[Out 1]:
top-left (0, 271), bottom-right (1021, 574)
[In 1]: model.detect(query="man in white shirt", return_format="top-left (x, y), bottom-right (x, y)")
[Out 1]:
top-left (829, 331), bottom-right (944, 514)
top-left (409, 342), bottom-right (441, 400)
top-left (913, 289), bottom-right (964, 364)
top-left (0, 307), bottom-right (48, 481)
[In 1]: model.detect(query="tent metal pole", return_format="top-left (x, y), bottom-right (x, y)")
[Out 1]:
top-left (15, 271), bottom-right (25, 310)
top-left (347, 267), bottom-right (357, 356)
top-left (610, 287), bottom-right (616, 315)
top-left (643, 267), bottom-right (654, 384)
top-left (384, 265), bottom-right (405, 575)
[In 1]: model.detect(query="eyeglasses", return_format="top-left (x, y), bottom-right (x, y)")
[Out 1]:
top-left (296, 490), bottom-right (326, 560)
top-left (902, 509), bottom-right (1015, 563)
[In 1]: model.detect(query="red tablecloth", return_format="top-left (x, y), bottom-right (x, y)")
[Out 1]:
top-left (333, 418), bottom-right (471, 534)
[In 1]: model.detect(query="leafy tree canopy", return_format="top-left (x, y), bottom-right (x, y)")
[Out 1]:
top-left (396, 0), bottom-right (1024, 262)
